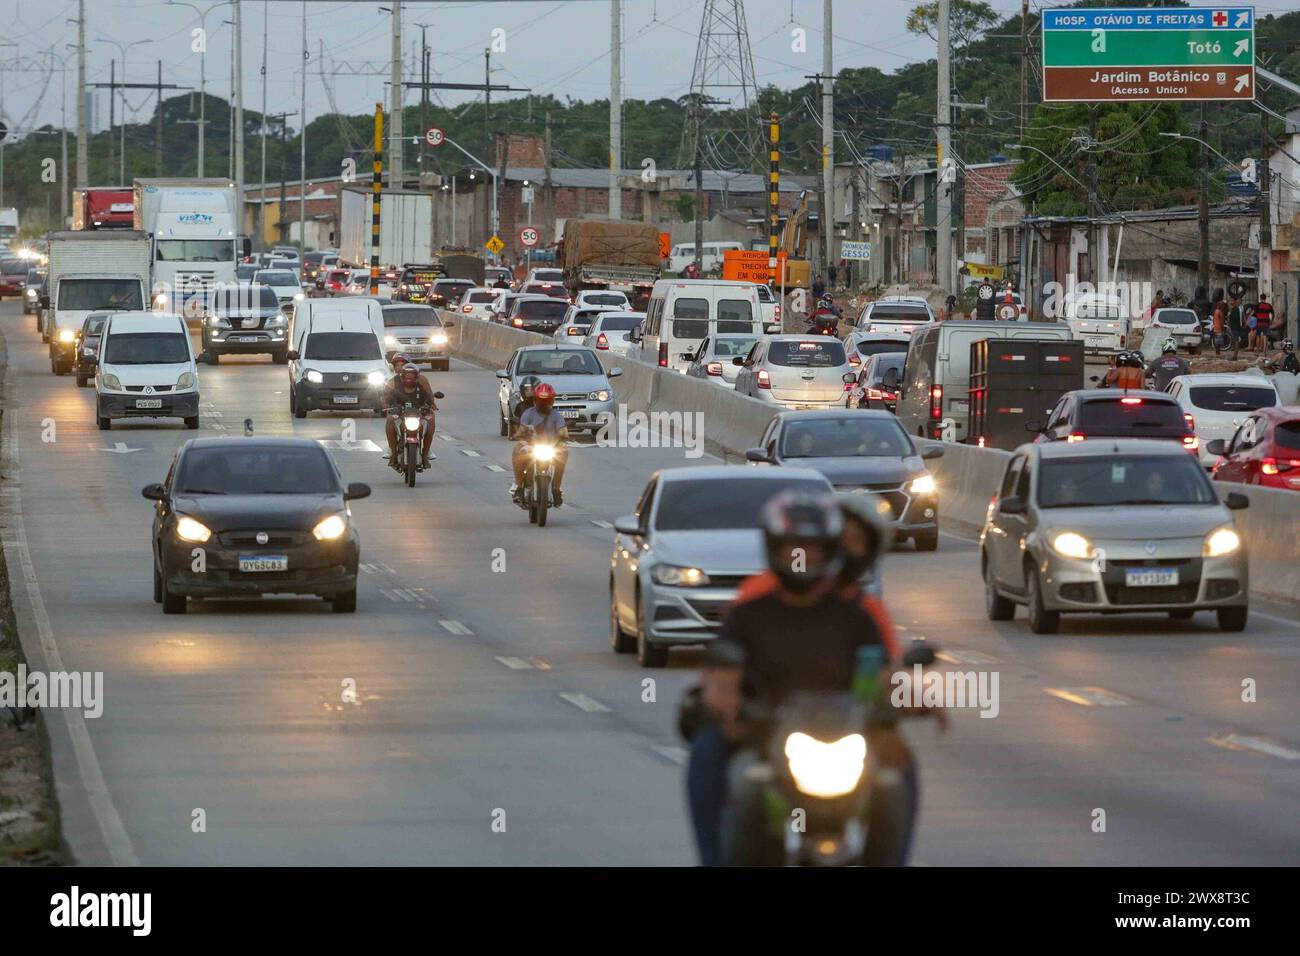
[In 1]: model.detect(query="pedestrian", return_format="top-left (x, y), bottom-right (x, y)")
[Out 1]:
top-left (941, 294), bottom-right (959, 321)
top-left (812, 274), bottom-right (826, 299)
top-left (843, 261), bottom-right (854, 289)
top-left (1250, 293), bottom-right (1275, 353)
top-left (1211, 288), bottom-right (1227, 349)
top-left (828, 263), bottom-right (838, 289)
top-left (1227, 293), bottom-right (1244, 359)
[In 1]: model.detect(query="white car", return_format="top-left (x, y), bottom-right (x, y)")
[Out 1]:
top-left (574, 289), bottom-right (630, 310)
top-left (854, 296), bottom-right (935, 338)
top-left (1166, 373), bottom-right (1281, 469)
top-left (455, 286), bottom-right (502, 321)
top-left (555, 304), bottom-right (621, 341)
top-left (733, 335), bottom-right (856, 409)
top-left (254, 268), bottom-right (306, 312)
top-left (755, 283), bottom-right (782, 331)
top-left (525, 267), bottom-right (565, 285)
top-left (345, 269), bottom-right (393, 298)
top-left (582, 311), bottom-right (645, 357)
top-left (91, 311), bottom-right (200, 430)
top-left (1149, 307), bottom-right (1203, 354)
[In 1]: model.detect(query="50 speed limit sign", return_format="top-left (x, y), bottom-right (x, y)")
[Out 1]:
top-left (519, 226), bottom-right (540, 248)
top-left (424, 126), bottom-right (444, 147)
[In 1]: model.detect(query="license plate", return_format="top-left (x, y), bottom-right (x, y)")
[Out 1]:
top-left (1085, 335), bottom-right (1108, 347)
top-left (333, 395), bottom-right (359, 404)
top-left (239, 555), bottom-right (288, 573)
top-left (135, 399), bottom-right (163, 409)
top-left (236, 336), bottom-right (260, 342)
top-left (1125, 568), bottom-right (1178, 587)
top-left (560, 409), bottom-right (581, 419)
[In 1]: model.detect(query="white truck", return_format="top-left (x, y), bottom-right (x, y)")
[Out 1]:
top-left (0, 208), bottom-right (18, 247)
top-left (339, 186), bottom-right (433, 269)
top-left (133, 178), bottom-right (240, 314)
top-left (43, 230), bottom-right (151, 375)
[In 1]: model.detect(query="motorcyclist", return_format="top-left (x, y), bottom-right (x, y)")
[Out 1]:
top-left (807, 294), bottom-right (840, 335)
top-left (511, 381), bottom-right (569, 507)
top-left (383, 362), bottom-right (438, 468)
top-left (1264, 338), bottom-right (1300, 375)
top-left (687, 490), bottom-right (922, 867)
top-left (511, 375), bottom-right (542, 429)
top-left (1102, 350), bottom-right (1145, 389)
top-left (1146, 337), bottom-right (1190, 391)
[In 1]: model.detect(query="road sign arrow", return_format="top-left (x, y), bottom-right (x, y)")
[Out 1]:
top-left (1235, 11), bottom-right (1249, 28)
top-left (1233, 38), bottom-right (1249, 58)
top-left (94, 442), bottom-right (142, 454)
top-left (1234, 73), bottom-right (1251, 93)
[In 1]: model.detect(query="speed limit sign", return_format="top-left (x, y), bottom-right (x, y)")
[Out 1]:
top-left (424, 126), bottom-right (444, 148)
top-left (997, 302), bottom-right (1018, 321)
top-left (519, 226), bottom-right (540, 248)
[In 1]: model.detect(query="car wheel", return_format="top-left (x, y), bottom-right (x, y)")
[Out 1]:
top-left (1216, 605), bottom-right (1247, 632)
top-left (499, 409), bottom-right (509, 437)
top-left (610, 582), bottom-right (635, 653)
top-left (184, 416), bottom-right (200, 430)
top-left (97, 414), bottom-right (111, 431)
top-left (292, 387), bottom-right (307, 419)
top-left (75, 373), bottom-right (87, 387)
top-left (1026, 563), bottom-right (1060, 634)
top-left (984, 559), bottom-right (1015, 621)
top-left (914, 529), bottom-right (939, 552)
top-left (160, 574), bottom-right (186, 615)
top-left (332, 587), bottom-right (358, 613)
top-left (153, 561), bottom-right (162, 604)
top-left (1168, 609), bottom-right (1196, 621)
top-left (208, 351), bottom-right (220, 365)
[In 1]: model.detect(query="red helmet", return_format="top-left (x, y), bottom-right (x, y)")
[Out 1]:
top-left (533, 382), bottom-right (556, 412)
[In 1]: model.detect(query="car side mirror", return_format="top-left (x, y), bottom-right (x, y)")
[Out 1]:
top-left (1204, 438), bottom-right (1227, 456)
top-left (286, 350), bottom-right (299, 361)
top-left (731, 356), bottom-right (746, 366)
top-left (842, 372), bottom-right (857, 384)
top-left (1088, 375), bottom-right (1100, 384)
top-left (1024, 420), bottom-right (1042, 433)
top-left (902, 644), bottom-right (936, 667)
top-left (613, 514), bottom-right (641, 536)
top-left (765, 323), bottom-right (781, 334)
top-left (344, 482), bottom-right (372, 501)
top-left (744, 447), bottom-right (771, 463)
top-left (608, 368), bottom-right (623, 378)
top-left (998, 495), bottom-right (1026, 515)
top-left (141, 483), bottom-right (167, 501)
top-left (433, 391), bottom-right (445, 399)
top-left (1224, 492), bottom-right (1249, 511)
top-left (921, 445), bottom-right (944, 460)
top-left (495, 369), bottom-right (510, 379)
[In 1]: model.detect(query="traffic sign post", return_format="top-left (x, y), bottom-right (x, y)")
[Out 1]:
top-left (485, 235), bottom-right (504, 257)
top-left (424, 126), bottom-right (445, 148)
top-left (1042, 7), bottom-right (1255, 102)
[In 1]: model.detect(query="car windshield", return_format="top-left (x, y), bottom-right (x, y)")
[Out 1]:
top-left (434, 281), bottom-right (471, 294)
top-left (712, 336), bottom-right (757, 356)
top-left (1157, 309), bottom-right (1198, 325)
top-left (257, 271), bottom-right (297, 286)
top-left (57, 278), bottom-right (144, 311)
top-left (518, 299), bottom-right (569, 319)
top-left (176, 445), bottom-right (338, 495)
top-left (1275, 421), bottom-right (1300, 451)
top-left (532, 270), bottom-right (563, 282)
top-left (1078, 398), bottom-right (1186, 433)
top-left (768, 340), bottom-right (846, 367)
top-left (236, 265), bottom-right (258, 280)
top-left (596, 315), bottom-right (642, 332)
top-left (155, 239), bottom-right (233, 262)
top-left (781, 418), bottom-right (912, 458)
top-left (84, 315), bottom-right (109, 335)
top-left (303, 332), bottom-right (381, 361)
top-left (1038, 455), bottom-right (1215, 508)
top-left (655, 478), bottom-right (827, 531)
top-left (856, 340), bottom-right (908, 357)
top-left (1187, 385), bottom-right (1277, 412)
top-left (866, 305), bottom-right (928, 323)
top-left (516, 349), bottom-right (602, 375)
top-left (468, 291), bottom-right (497, 303)
top-left (584, 294), bottom-right (627, 306)
top-left (104, 331), bottom-right (189, 365)
top-left (383, 307), bottom-right (441, 328)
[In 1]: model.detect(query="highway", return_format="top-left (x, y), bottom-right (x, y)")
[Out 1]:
top-left (3, 299), bottom-right (1299, 866)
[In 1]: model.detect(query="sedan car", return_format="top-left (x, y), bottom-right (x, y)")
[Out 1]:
top-left (456, 286), bottom-right (502, 321)
top-left (143, 437), bottom-right (371, 614)
top-left (981, 439), bottom-right (1249, 633)
top-left (609, 466), bottom-right (843, 667)
top-left (23, 268), bottom-right (45, 315)
top-left (322, 268), bottom-right (353, 296)
top-left (381, 303), bottom-right (453, 370)
top-left (426, 277), bottom-right (475, 309)
top-left (521, 280), bottom-right (569, 300)
top-left (506, 295), bottom-right (571, 335)
top-left (846, 351), bottom-right (905, 411)
top-left (253, 268), bottom-right (305, 313)
top-left (1165, 373), bottom-right (1280, 469)
top-left (1208, 405), bottom-right (1300, 490)
top-left (496, 344), bottom-right (621, 436)
top-left (733, 335), bottom-right (856, 409)
top-left (746, 410), bottom-right (943, 550)
top-left (582, 311), bottom-right (645, 357)
top-left (0, 258), bottom-right (27, 299)
top-left (202, 282), bottom-right (290, 363)
top-left (684, 332), bottom-right (760, 388)
top-left (72, 312), bottom-right (110, 387)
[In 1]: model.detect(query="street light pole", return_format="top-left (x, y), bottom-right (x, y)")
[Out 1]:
top-left (168, 0), bottom-right (233, 178)
top-left (96, 37), bottom-right (151, 184)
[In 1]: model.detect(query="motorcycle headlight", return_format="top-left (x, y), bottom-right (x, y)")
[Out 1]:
top-left (384, 334), bottom-right (397, 346)
top-left (1051, 531), bottom-right (1093, 560)
top-left (175, 515), bottom-right (212, 543)
top-left (429, 331), bottom-right (448, 345)
top-left (403, 415), bottom-right (421, 431)
top-left (103, 373), bottom-right (123, 390)
top-left (784, 732), bottom-right (868, 799)
top-left (58, 328), bottom-right (75, 343)
top-left (367, 371), bottom-right (385, 386)
top-left (650, 564), bottom-right (710, 587)
top-left (305, 369), bottom-right (323, 384)
top-left (531, 443), bottom-right (556, 462)
top-left (177, 371), bottom-right (196, 389)
top-left (589, 389), bottom-right (610, 402)
top-left (1203, 526), bottom-right (1241, 557)
top-left (312, 513), bottom-right (348, 541)
top-left (154, 293), bottom-right (168, 307)
top-left (909, 473), bottom-right (936, 494)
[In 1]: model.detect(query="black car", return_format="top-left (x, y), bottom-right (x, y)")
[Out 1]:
top-left (392, 265), bottom-right (440, 304)
top-left (73, 312), bottom-right (111, 387)
top-left (846, 351), bottom-right (905, 411)
top-left (1031, 389), bottom-right (1196, 450)
top-left (507, 295), bottom-right (570, 334)
top-left (427, 277), bottom-right (474, 309)
top-left (143, 438), bottom-right (370, 614)
top-left (202, 282), bottom-right (290, 363)
top-left (746, 410), bottom-right (943, 551)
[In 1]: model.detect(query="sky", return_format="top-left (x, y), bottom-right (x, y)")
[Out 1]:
top-left (0, 0), bottom-right (1043, 139)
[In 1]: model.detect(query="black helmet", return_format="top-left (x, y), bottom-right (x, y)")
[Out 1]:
top-left (519, 374), bottom-right (541, 400)
top-left (760, 490), bottom-right (844, 595)
top-left (1125, 351), bottom-right (1145, 368)
top-left (1283, 339), bottom-right (1294, 352)
top-left (838, 495), bottom-right (892, 583)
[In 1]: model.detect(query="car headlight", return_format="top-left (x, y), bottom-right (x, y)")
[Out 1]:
top-left (384, 334), bottom-right (397, 346)
top-left (175, 515), bottom-right (212, 543)
top-left (25, 288), bottom-right (36, 298)
top-left (176, 371), bottom-right (196, 389)
top-left (305, 369), bottom-right (323, 384)
top-left (909, 473), bottom-right (936, 494)
top-left (312, 513), bottom-right (348, 541)
top-left (589, 389), bottom-right (610, 402)
top-left (367, 371), bottom-right (385, 386)
top-left (429, 331), bottom-right (448, 345)
top-left (1050, 531), bottom-right (1093, 559)
top-left (266, 314), bottom-right (286, 326)
top-left (650, 564), bottom-right (710, 587)
top-left (58, 328), bottom-right (75, 343)
top-left (293, 292), bottom-right (305, 301)
top-left (1203, 526), bottom-right (1241, 557)
top-left (103, 373), bottom-right (123, 390)
top-left (784, 732), bottom-right (867, 798)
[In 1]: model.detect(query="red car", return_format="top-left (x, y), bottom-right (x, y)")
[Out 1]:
top-left (1208, 405), bottom-right (1300, 490)
top-left (0, 258), bottom-right (27, 298)
top-left (323, 268), bottom-right (352, 296)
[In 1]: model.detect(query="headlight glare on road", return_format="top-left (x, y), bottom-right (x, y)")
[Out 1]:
top-left (103, 373), bottom-right (123, 390)
top-left (305, 370), bottom-right (323, 384)
top-left (650, 564), bottom-right (710, 587)
top-left (909, 473), bottom-right (936, 494)
top-left (1051, 531), bottom-right (1093, 559)
top-left (367, 371), bottom-right (385, 386)
top-left (58, 328), bottom-right (75, 343)
top-left (589, 389), bottom-right (610, 402)
top-left (175, 515), bottom-right (212, 543)
top-left (177, 371), bottom-right (196, 389)
top-left (312, 513), bottom-right (348, 541)
top-left (784, 732), bottom-right (867, 798)
top-left (1203, 526), bottom-right (1241, 557)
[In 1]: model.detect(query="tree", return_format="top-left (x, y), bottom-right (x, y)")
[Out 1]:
top-left (905, 1), bottom-right (998, 45)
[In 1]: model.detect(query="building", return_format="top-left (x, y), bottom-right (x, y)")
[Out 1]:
top-left (242, 177), bottom-right (346, 251)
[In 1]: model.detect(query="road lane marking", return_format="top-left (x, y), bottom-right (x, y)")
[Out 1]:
top-left (528, 657), bottom-right (552, 670)
top-left (2, 410), bottom-right (138, 865)
top-left (495, 656), bottom-right (534, 670)
top-left (590, 519), bottom-right (613, 529)
top-left (1208, 734), bottom-right (1300, 760)
top-left (90, 442), bottom-right (142, 454)
top-left (484, 463), bottom-right (506, 472)
top-left (937, 649), bottom-right (1000, 665)
top-left (1044, 686), bottom-right (1131, 707)
top-left (438, 619), bottom-right (473, 635)
top-left (437, 433), bottom-right (457, 442)
top-left (558, 691), bottom-right (610, 713)
top-left (318, 439), bottom-right (383, 452)
top-left (459, 448), bottom-right (482, 457)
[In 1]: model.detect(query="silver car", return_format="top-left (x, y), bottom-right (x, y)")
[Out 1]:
top-left (554, 304), bottom-right (620, 341)
top-left (684, 332), bottom-right (761, 388)
top-left (380, 303), bottom-right (453, 371)
top-left (582, 311), bottom-right (645, 357)
top-left (733, 334), bottom-right (856, 409)
top-left (981, 439), bottom-right (1250, 634)
top-left (496, 344), bottom-right (620, 436)
top-left (610, 466), bottom-right (838, 667)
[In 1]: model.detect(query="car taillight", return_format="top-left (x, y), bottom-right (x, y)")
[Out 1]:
top-left (929, 385), bottom-right (942, 419)
top-left (867, 388), bottom-right (882, 400)
top-left (1183, 435), bottom-right (1199, 452)
top-left (1184, 412), bottom-right (1195, 431)
top-left (596, 333), bottom-right (609, 350)
top-left (775, 305), bottom-right (782, 318)
top-left (706, 361), bottom-right (722, 376)
top-left (658, 342), bottom-right (668, 367)
top-left (1261, 458), bottom-right (1300, 475)
top-left (757, 368), bottom-right (771, 389)
top-left (1120, 397), bottom-right (1143, 405)
top-left (848, 353), bottom-right (861, 366)
top-left (1067, 432), bottom-right (1086, 443)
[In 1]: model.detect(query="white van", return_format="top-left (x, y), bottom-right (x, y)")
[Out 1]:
top-left (1063, 292), bottom-right (1129, 355)
top-left (92, 312), bottom-right (199, 430)
top-left (667, 241), bottom-right (744, 275)
top-left (639, 279), bottom-right (765, 373)
top-left (287, 301), bottom-right (389, 418)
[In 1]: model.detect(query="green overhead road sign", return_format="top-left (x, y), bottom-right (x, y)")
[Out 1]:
top-left (1042, 6), bottom-right (1255, 103)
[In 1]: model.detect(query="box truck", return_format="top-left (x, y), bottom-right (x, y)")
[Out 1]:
top-left (559, 219), bottom-right (661, 309)
top-left (339, 186), bottom-right (433, 270)
top-left (133, 178), bottom-right (239, 312)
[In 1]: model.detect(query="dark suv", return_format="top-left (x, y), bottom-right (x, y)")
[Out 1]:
top-left (507, 295), bottom-right (570, 334)
top-left (1031, 389), bottom-right (1197, 452)
top-left (202, 283), bottom-right (290, 363)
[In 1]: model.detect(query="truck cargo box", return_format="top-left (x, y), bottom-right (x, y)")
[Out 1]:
top-left (968, 338), bottom-right (1084, 450)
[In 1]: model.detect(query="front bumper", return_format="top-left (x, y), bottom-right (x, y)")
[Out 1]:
top-left (160, 533), bottom-right (359, 598)
top-left (209, 327), bottom-right (288, 353)
top-left (836, 485), bottom-right (938, 535)
top-left (98, 390), bottom-right (200, 420)
top-left (296, 378), bottom-right (384, 412)
top-left (1036, 547), bottom-right (1248, 612)
top-left (384, 340), bottom-right (450, 363)
top-left (552, 397), bottom-right (617, 433)
top-left (642, 579), bottom-right (746, 645)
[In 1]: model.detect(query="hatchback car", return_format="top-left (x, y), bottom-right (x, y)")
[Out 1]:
top-left (143, 437), bottom-right (371, 614)
top-left (507, 295), bottom-right (571, 335)
top-left (72, 312), bottom-right (111, 387)
top-left (1165, 373), bottom-right (1280, 469)
top-left (496, 345), bottom-right (621, 436)
top-left (555, 305), bottom-right (620, 340)
top-left (23, 268), bottom-right (45, 315)
top-left (456, 286), bottom-right (502, 321)
top-left (733, 335), bottom-right (856, 409)
top-left (981, 440), bottom-right (1250, 633)
top-left (609, 466), bottom-right (842, 667)
top-left (381, 303), bottom-right (452, 370)
top-left (426, 277), bottom-right (475, 309)
top-left (521, 280), bottom-right (569, 300)
top-left (323, 268), bottom-right (353, 296)
top-left (202, 283), bottom-right (290, 363)
top-left (854, 296), bottom-right (935, 338)
top-left (746, 410), bottom-right (943, 550)
top-left (842, 331), bottom-right (910, 369)
top-left (574, 289), bottom-right (630, 311)
top-left (684, 332), bottom-right (760, 388)
top-left (1207, 405), bottom-right (1300, 490)
top-left (254, 268), bottom-right (305, 312)
top-left (1032, 389), bottom-right (1197, 453)
top-left (846, 351), bottom-right (906, 412)
top-left (1148, 307), bottom-right (1203, 353)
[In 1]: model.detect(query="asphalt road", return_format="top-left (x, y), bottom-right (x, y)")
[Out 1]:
top-left (2, 300), bottom-right (1298, 866)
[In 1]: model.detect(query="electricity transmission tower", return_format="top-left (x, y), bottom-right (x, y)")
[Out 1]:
top-left (678, 0), bottom-right (762, 172)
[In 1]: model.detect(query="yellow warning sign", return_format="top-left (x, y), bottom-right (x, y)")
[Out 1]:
top-left (485, 235), bottom-right (505, 255)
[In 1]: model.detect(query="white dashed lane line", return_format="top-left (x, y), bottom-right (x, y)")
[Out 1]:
top-left (484, 463), bottom-right (506, 472)
top-left (590, 519), bottom-right (613, 529)
top-left (1208, 734), bottom-right (1300, 760)
top-left (1044, 686), bottom-right (1131, 707)
top-left (438, 619), bottom-right (474, 635)
top-left (558, 691), bottom-right (610, 713)
top-left (459, 448), bottom-right (482, 458)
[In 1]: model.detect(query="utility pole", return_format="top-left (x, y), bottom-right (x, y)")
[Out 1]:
top-left (484, 47), bottom-right (491, 241)
top-left (259, 0), bottom-right (267, 250)
top-left (821, 0), bottom-right (833, 277)
top-left (692, 96), bottom-right (704, 274)
top-left (768, 112), bottom-right (780, 286)
top-left (299, 0), bottom-right (307, 249)
top-left (1258, 117), bottom-right (1271, 297)
top-left (1086, 107), bottom-right (1098, 286)
top-left (90, 72), bottom-right (188, 180)
top-left (234, 0), bottom-right (244, 222)
top-left (609, 0), bottom-right (622, 220)
top-left (1019, 0), bottom-right (1029, 142)
top-left (415, 22), bottom-right (430, 178)
top-left (76, 0), bottom-right (87, 189)
top-left (936, 0), bottom-right (952, 292)
top-left (389, 1), bottom-right (403, 190)
top-left (370, 101), bottom-right (383, 292)
top-left (544, 110), bottom-right (553, 244)
top-left (156, 60), bottom-right (164, 175)
top-left (1198, 104), bottom-right (1209, 293)
top-left (108, 60), bottom-right (115, 182)
top-left (264, 110), bottom-right (295, 243)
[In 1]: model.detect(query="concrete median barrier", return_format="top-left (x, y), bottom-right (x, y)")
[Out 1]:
top-left (1210, 481), bottom-right (1300, 607)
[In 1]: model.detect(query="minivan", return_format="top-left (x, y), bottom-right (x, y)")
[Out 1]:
top-left (895, 319), bottom-right (1073, 441)
top-left (287, 300), bottom-right (388, 417)
top-left (91, 312), bottom-right (199, 430)
top-left (667, 241), bottom-right (744, 275)
top-left (639, 279), bottom-right (765, 373)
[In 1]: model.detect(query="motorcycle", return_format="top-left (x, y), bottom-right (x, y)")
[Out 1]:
top-left (386, 394), bottom-right (443, 487)
top-left (517, 428), bottom-right (562, 527)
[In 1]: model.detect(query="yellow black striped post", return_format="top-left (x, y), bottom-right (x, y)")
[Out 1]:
top-left (370, 102), bottom-right (384, 295)
top-left (768, 112), bottom-right (780, 285)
